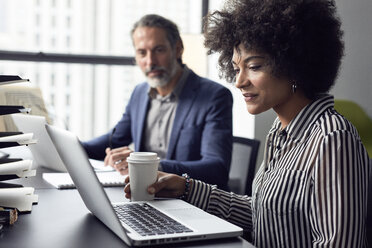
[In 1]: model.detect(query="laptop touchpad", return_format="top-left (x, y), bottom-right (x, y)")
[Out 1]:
top-left (167, 208), bottom-right (211, 221)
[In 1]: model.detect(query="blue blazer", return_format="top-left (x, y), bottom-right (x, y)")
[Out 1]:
top-left (82, 70), bottom-right (233, 189)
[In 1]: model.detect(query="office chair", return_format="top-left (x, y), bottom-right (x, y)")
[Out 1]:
top-left (334, 99), bottom-right (372, 158)
top-left (228, 136), bottom-right (260, 196)
top-left (367, 161), bottom-right (372, 244)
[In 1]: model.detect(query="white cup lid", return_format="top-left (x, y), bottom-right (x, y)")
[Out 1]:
top-left (127, 152), bottom-right (160, 163)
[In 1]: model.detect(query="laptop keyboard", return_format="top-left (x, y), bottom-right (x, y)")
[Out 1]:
top-left (113, 203), bottom-right (193, 236)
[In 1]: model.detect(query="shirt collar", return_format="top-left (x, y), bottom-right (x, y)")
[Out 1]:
top-left (268, 94), bottom-right (335, 142)
top-left (148, 65), bottom-right (190, 100)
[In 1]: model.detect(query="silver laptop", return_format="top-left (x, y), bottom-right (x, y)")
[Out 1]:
top-left (12, 114), bottom-right (67, 172)
top-left (45, 124), bottom-right (243, 247)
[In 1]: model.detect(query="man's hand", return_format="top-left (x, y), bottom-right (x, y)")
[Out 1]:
top-left (124, 171), bottom-right (189, 199)
top-left (104, 146), bottom-right (132, 175)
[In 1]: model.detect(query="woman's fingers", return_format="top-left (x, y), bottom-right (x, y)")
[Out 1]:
top-left (147, 173), bottom-right (185, 198)
top-left (124, 183), bottom-right (131, 199)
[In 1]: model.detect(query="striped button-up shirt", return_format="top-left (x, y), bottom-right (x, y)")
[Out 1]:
top-left (187, 95), bottom-right (370, 247)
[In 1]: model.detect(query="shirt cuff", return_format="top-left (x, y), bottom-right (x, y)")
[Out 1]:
top-left (186, 180), bottom-right (215, 211)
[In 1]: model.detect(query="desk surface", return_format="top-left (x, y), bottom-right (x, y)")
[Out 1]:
top-left (0, 148), bottom-right (255, 248)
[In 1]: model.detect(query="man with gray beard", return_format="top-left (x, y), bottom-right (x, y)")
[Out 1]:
top-left (82, 14), bottom-right (233, 189)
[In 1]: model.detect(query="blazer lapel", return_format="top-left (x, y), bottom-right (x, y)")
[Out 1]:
top-left (135, 88), bottom-right (150, 151)
top-left (166, 72), bottom-right (199, 159)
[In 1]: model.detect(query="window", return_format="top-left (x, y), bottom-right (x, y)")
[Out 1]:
top-left (50, 37), bottom-right (56, 47)
top-left (51, 16), bottom-right (56, 28)
top-left (0, 0), bottom-right (208, 140)
top-left (66, 36), bottom-right (70, 48)
top-left (66, 16), bottom-right (71, 28)
top-left (50, 93), bottom-right (55, 106)
top-left (66, 74), bottom-right (70, 88)
top-left (35, 14), bottom-right (40, 26)
top-left (34, 34), bottom-right (40, 46)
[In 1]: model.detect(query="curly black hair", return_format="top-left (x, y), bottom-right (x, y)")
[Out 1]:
top-left (203, 0), bottom-right (344, 99)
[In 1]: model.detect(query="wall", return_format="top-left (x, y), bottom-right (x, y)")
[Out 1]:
top-left (181, 34), bottom-right (208, 77)
top-left (331, 0), bottom-right (372, 118)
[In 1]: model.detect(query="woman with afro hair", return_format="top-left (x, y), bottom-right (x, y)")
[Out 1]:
top-left (124, 0), bottom-right (370, 247)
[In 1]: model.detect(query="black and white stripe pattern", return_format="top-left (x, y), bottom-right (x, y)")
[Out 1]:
top-left (188, 95), bottom-right (370, 247)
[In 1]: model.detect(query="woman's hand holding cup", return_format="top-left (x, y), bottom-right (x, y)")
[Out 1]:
top-left (124, 171), bottom-right (189, 200)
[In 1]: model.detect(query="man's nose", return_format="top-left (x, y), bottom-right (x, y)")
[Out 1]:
top-left (145, 52), bottom-right (157, 68)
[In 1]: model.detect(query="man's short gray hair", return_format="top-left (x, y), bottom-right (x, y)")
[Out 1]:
top-left (131, 14), bottom-right (184, 65)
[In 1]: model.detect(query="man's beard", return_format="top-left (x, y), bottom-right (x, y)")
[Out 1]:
top-left (145, 61), bottom-right (178, 88)
top-left (146, 66), bottom-right (171, 88)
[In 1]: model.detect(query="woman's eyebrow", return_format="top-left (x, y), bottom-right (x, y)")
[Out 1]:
top-left (243, 55), bottom-right (265, 64)
top-left (232, 55), bottom-right (265, 65)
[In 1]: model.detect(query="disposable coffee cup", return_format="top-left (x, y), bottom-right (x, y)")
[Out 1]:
top-left (127, 152), bottom-right (160, 201)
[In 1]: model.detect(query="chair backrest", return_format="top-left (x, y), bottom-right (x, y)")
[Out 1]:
top-left (367, 159), bottom-right (372, 220)
top-left (228, 136), bottom-right (260, 196)
top-left (367, 159), bottom-right (372, 243)
top-left (334, 99), bottom-right (372, 158)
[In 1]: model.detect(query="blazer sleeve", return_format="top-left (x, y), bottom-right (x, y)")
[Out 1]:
top-left (160, 85), bottom-right (233, 189)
